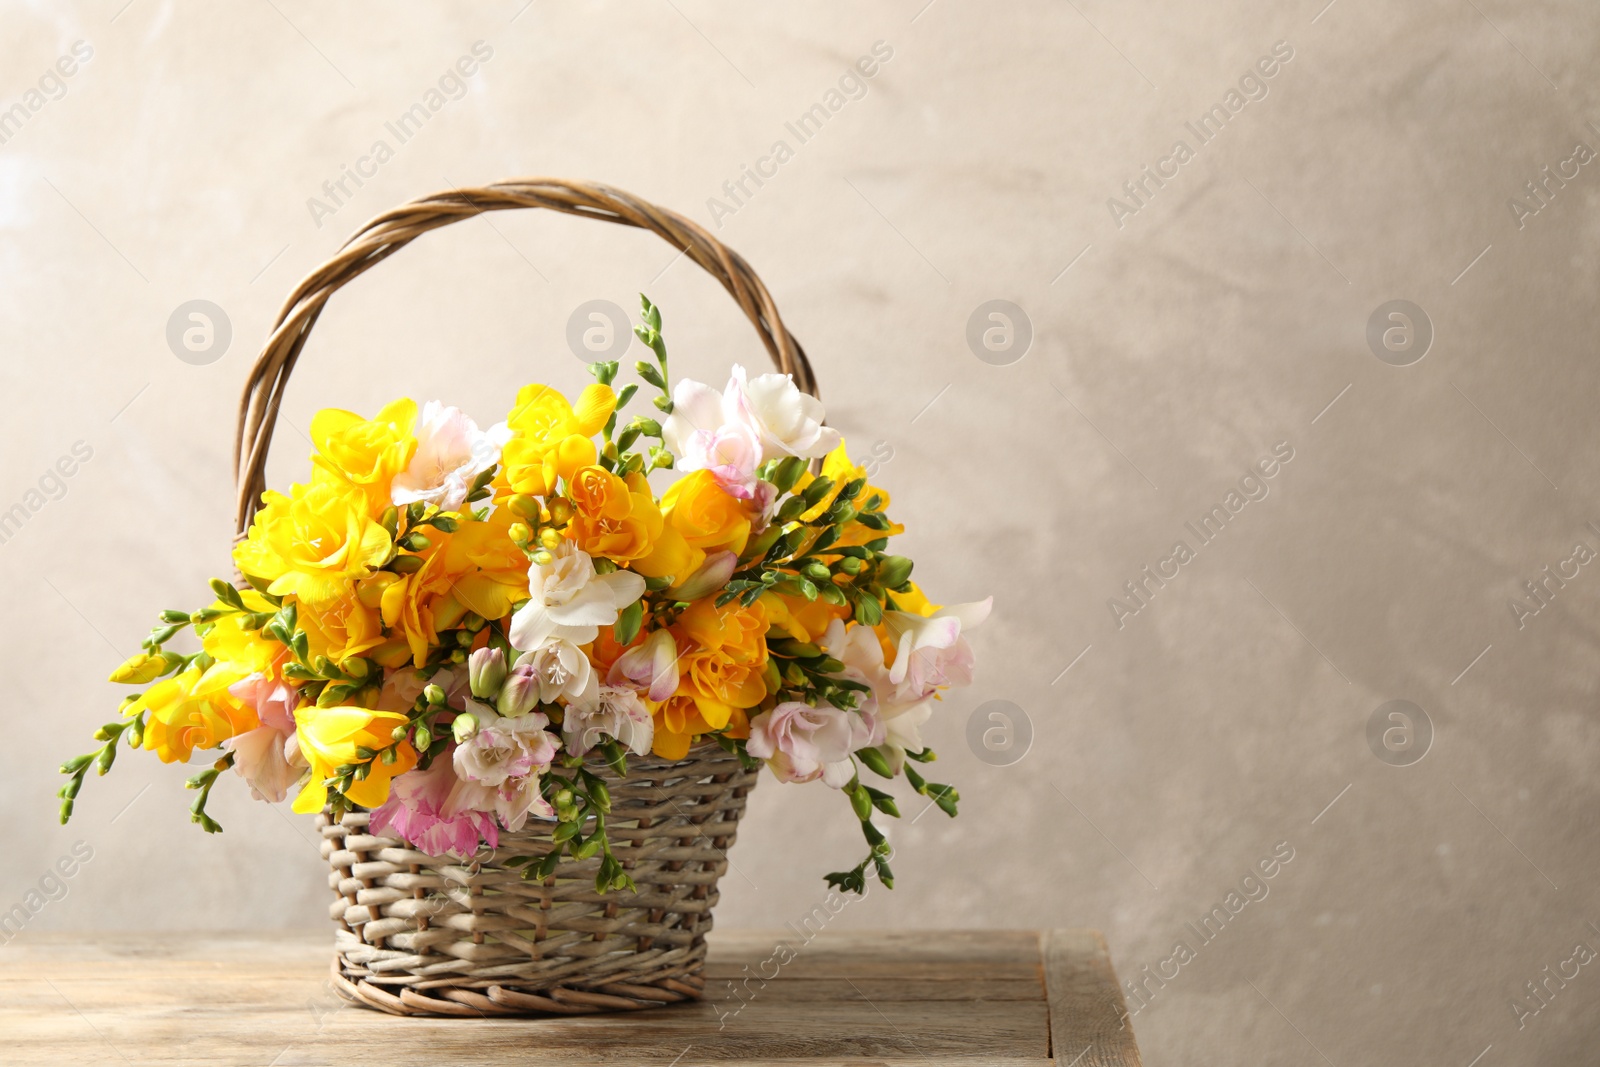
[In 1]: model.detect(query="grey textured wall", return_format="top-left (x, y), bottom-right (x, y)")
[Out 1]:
top-left (5, 2), bottom-right (1599, 1063)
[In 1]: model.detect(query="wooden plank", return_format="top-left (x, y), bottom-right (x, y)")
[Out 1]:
top-left (2, 993), bottom-right (1049, 1065)
top-left (0, 930), bottom-right (1137, 1066)
top-left (1042, 929), bottom-right (1143, 1067)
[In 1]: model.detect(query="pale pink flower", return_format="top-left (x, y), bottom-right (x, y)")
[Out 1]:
top-left (818, 605), bottom-right (986, 772)
top-left (563, 686), bottom-right (654, 757)
top-left (370, 755), bottom-right (499, 858)
top-left (224, 726), bottom-right (305, 803)
top-left (513, 638), bottom-right (597, 707)
top-left (747, 701), bottom-right (873, 788)
top-left (452, 706), bottom-right (559, 787)
top-left (661, 377), bottom-right (764, 498)
top-left (444, 775), bottom-right (556, 833)
top-left (881, 598), bottom-right (991, 688)
top-left (224, 668), bottom-right (305, 802)
top-left (229, 670), bottom-right (297, 735)
top-left (608, 629), bottom-right (680, 702)
top-left (509, 541), bottom-right (646, 649)
top-left (729, 364), bottom-right (839, 460)
top-left (390, 401), bottom-right (510, 512)
top-left (375, 667), bottom-right (429, 713)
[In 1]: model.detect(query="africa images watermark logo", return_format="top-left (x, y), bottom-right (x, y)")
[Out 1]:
top-left (705, 40), bottom-right (894, 228)
top-left (1105, 39), bottom-right (1295, 230)
top-left (0, 40), bottom-right (94, 146)
top-left (1106, 442), bottom-right (1295, 629)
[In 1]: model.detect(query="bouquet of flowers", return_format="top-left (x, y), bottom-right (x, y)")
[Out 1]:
top-left (60, 296), bottom-right (989, 893)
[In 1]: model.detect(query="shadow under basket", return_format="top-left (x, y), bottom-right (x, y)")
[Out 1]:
top-left (317, 745), bottom-right (758, 1017)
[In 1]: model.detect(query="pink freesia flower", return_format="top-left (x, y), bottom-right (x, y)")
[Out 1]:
top-left (224, 726), bottom-right (305, 803)
top-left (224, 668), bottom-right (305, 802)
top-left (608, 629), bottom-right (680, 702)
top-left (453, 707), bottom-right (559, 786)
top-left (747, 701), bottom-right (873, 788)
top-left (881, 598), bottom-right (992, 688)
top-left (229, 670), bottom-right (297, 735)
top-left (370, 754), bottom-right (499, 858)
top-left (375, 666), bottom-right (428, 713)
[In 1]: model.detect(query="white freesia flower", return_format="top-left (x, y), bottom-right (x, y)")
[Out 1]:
top-left (508, 540), bottom-right (646, 649)
top-left (880, 598), bottom-right (991, 688)
top-left (730, 364), bottom-right (840, 460)
top-left (661, 376), bottom-right (764, 498)
top-left (563, 685), bottom-right (655, 757)
top-left (513, 638), bottom-right (598, 706)
top-left (391, 401), bottom-right (511, 512)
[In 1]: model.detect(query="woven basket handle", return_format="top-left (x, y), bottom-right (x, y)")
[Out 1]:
top-left (233, 177), bottom-right (817, 533)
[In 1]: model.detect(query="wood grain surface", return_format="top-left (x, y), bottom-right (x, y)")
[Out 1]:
top-left (0, 928), bottom-right (1141, 1065)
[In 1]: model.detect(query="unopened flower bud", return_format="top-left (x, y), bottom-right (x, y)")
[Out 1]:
top-left (531, 549), bottom-right (554, 566)
top-left (876, 555), bottom-right (914, 589)
top-left (497, 664), bottom-right (541, 717)
top-left (452, 712), bottom-right (480, 744)
top-left (508, 495), bottom-right (542, 522)
top-left (665, 550), bottom-right (738, 603)
top-left (546, 498), bottom-right (574, 525)
top-left (468, 646), bottom-right (506, 699)
top-left (538, 528), bottom-right (563, 551)
top-left (508, 522), bottom-right (533, 546)
top-left (424, 683), bottom-right (446, 706)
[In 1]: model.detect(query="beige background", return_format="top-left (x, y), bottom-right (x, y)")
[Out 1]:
top-left (5, 1), bottom-right (1600, 1063)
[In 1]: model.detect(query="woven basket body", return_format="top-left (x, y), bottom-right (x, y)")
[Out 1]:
top-left (318, 746), bottom-right (757, 1016)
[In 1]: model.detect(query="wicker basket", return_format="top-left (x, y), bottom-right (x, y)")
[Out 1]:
top-left (233, 178), bottom-right (822, 1017)
top-left (318, 746), bottom-right (757, 1016)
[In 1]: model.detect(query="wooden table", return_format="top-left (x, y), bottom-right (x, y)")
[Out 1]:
top-left (1, 929), bottom-right (1142, 1065)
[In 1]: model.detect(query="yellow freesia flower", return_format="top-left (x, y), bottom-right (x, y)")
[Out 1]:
top-left (300, 593), bottom-right (384, 668)
top-left (292, 704), bottom-right (417, 813)
top-left (501, 383), bottom-right (614, 497)
top-left (661, 469), bottom-right (751, 555)
top-left (759, 590), bottom-right (849, 644)
top-left (567, 466), bottom-right (665, 565)
top-left (233, 478), bottom-right (393, 608)
top-left (201, 588), bottom-right (284, 676)
top-left (127, 664), bottom-right (258, 764)
top-left (651, 599), bottom-right (767, 759)
top-left (310, 398), bottom-right (418, 509)
top-left (379, 510), bottom-right (527, 667)
top-left (431, 507), bottom-right (530, 623)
